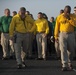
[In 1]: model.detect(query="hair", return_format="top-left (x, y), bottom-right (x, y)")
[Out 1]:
top-left (51, 17), bottom-right (54, 20)
top-left (12, 11), bottom-right (17, 14)
top-left (60, 9), bottom-right (64, 13)
top-left (42, 13), bottom-right (48, 20)
top-left (4, 8), bottom-right (10, 12)
top-left (20, 7), bottom-right (26, 11)
top-left (64, 5), bottom-right (71, 13)
top-left (38, 12), bottom-right (43, 15)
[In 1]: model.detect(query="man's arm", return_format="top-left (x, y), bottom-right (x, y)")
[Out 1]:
top-left (68, 18), bottom-right (76, 27)
top-left (26, 15), bottom-right (34, 25)
top-left (45, 20), bottom-right (49, 34)
top-left (66, 14), bottom-right (76, 27)
top-left (29, 22), bottom-right (37, 33)
top-left (54, 16), bottom-right (60, 40)
top-left (0, 17), bottom-right (3, 32)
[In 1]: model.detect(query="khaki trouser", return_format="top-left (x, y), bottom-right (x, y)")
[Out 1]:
top-left (14, 32), bottom-right (32, 65)
top-left (27, 33), bottom-right (33, 57)
top-left (1, 33), bottom-right (14, 58)
top-left (59, 32), bottom-right (75, 67)
top-left (36, 33), bottom-right (47, 59)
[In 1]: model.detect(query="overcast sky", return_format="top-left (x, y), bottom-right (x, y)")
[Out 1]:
top-left (0, 0), bottom-right (76, 20)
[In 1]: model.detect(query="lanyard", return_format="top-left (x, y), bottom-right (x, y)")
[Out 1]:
top-left (20, 16), bottom-right (26, 29)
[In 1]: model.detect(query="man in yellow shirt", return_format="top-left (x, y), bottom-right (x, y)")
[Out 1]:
top-left (9, 7), bottom-right (34, 69)
top-left (54, 9), bottom-right (64, 60)
top-left (54, 5), bottom-right (76, 71)
top-left (73, 6), bottom-right (76, 60)
top-left (29, 12), bottom-right (49, 60)
top-left (25, 12), bottom-right (34, 59)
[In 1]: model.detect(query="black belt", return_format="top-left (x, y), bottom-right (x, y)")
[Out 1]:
top-left (16, 31), bottom-right (28, 34)
top-left (61, 31), bottom-right (73, 34)
top-left (3, 32), bottom-right (9, 33)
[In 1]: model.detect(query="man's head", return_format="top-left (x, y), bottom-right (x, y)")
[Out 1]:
top-left (60, 9), bottom-right (64, 14)
top-left (19, 7), bottom-right (26, 15)
top-left (74, 6), bottom-right (76, 14)
top-left (29, 14), bottom-right (34, 19)
top-left (37, 12), bottom-right (43, 19)
top-left (12, 11), bottom-right (17, 16)
top-left (42, 13), bottom-right (48, 20)
top-left (50, 17), bottom-right (54, 22)
top-left (4, 8), bottom-right (10, 16)
top-left (64, 5), bottom-right (71, 15)
top-left (25, 11), bottom-right (30, 15)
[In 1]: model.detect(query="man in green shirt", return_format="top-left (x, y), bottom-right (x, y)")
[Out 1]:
top-left (0, 8), bottom-right (14, 60)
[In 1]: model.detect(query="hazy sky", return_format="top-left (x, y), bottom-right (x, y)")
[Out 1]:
top-left (0, 0), bottom-right (76, 20)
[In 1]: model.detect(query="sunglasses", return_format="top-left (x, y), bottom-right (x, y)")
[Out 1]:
top-left (74, 10), bottom-right (76, 11)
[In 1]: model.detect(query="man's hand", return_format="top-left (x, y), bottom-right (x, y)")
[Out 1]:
top-left (64, 13), bottom-right (70, 20)
top-left (9, 40), bottom-right (13, 45)
top-left (42, 33), bottom-right (47, 38)
top-left (66, 15), bottom-right (70, 20)
top-left (10, 37), bottom-right (14, 41)
top-left (55, 38), bottom-right (59, 43)
top-left (28, 30), bottom-right (31, 33)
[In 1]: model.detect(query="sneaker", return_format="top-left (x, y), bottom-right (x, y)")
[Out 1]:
top-left (35, 58), bottom-right (43, 60)
top-left (10, 56), bottom-right (14, 59)
top-left (28, 56), bottom-right (33, 60)
top-left (62, 67), bottom-right (68, 71)
top-left (17, 64), bottom-right (22, 69)
top-left (22, 62), bottom-right (27, 68)
top-left (2, 57), bottom-right (9, 60)
top-left (43, 58), bottom-right (47, 60)
top-left (73, 57), bottom-right (76, 60)
top-left (68, 64), bottom-right (73, 71)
